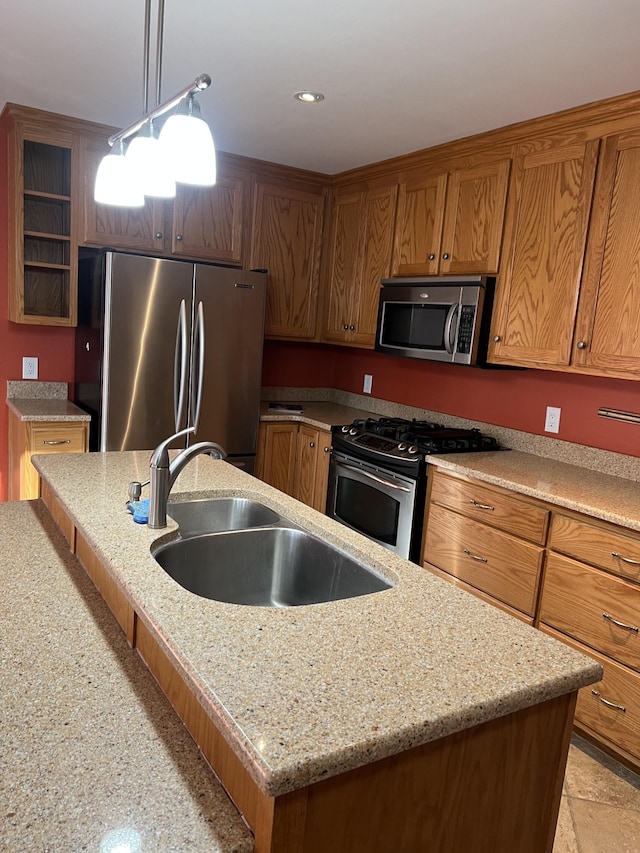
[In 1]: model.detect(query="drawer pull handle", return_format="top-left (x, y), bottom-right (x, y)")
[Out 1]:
top-left (602, 612), bottom-right (639, 633)
top-left (463, 548), bottom-right (488, 563)
top-left (591, 690), bottom-right (626, 713)
top-left (42, 439), bottom-right (71, 445)
top-left (469, 499), bottom-right (494, 511)
top-left (611, 551), bottom-right (640, 567)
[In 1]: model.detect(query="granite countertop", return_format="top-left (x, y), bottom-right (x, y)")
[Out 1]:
top-left (259, 400), bottom-right (374, 429)
top-left (33, 450), bottom-right (600, 799)
top-left (1, 500), bottom-right (252, 852)
top-left (7, 397), bottom-right (91, 422)
top-left (429, 451), bottom-right (640, 532)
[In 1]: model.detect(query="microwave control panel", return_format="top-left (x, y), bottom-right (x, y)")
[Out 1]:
top-left (456, 305), bottom-right (477, 354)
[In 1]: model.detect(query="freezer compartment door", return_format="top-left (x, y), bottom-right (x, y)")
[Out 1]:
top-left (191, 266), bottom-right (266, 455)
top-left (103, 253), bottom-right (194, 451)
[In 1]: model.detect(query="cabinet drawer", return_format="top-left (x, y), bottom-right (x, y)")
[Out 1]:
top-left (424, 503), bottom-right (544, 616)
top-left (542, 626), bottom-right (640, 764)
top-left (540, 551), bottom-right (640, 670)
top-left (550, 513), bottom-right (640, 583)
top-left (29, 423), bottom-right (87, 454)
top-left (429, 470), bottom-right (549, 543)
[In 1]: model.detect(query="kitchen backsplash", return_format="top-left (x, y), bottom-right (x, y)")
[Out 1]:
top-left (6, 380), bottom-right (68, 400)
top-left (262, 386), bottom-right (640, 483)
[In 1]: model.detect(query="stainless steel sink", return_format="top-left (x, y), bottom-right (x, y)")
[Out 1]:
top-left (152, 526), bottom-right (393, 607)
top-left (167, 497), bottom-right (280, 537)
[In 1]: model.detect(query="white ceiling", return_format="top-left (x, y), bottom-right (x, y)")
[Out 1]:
top-left (2, 0), bottom-right (640, 175)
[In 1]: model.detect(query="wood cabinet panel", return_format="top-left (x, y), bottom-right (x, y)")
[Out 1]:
top-left (257, 422), bottom-right (298, 495)
top-left (429, 470), bottom-right (549, 544)
top-left (323, 185), bottom-right (396, 346)
top-left (439, 161), bottom-right (510, 275)
top-left (574, 132), bottom-right (640, 375)
top-left (424, 503), bottom-right (543, 616)
top-left (542, 626), bottom-right (640, 765)
top-left (490, 142), bottom-right (599, 367)
top-left (251, 182), bottom-right (326, 340)
top-left (392, 173), bottom-right (447, 276)
top-left (549, 513), bottom-right (640, 582)
top-left (540, 552), bottom-right (640, 670)
top-left (81, 136), bottom-right (164, 252)
top-left (170, 174), bottom-right (245, 264)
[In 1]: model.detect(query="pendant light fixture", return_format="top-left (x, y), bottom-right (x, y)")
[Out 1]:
top-left (94, 0), bottom-right (216, 206)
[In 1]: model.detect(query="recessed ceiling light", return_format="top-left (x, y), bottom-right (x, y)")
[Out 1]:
top-left (294, 91), bottom-right (325, 103)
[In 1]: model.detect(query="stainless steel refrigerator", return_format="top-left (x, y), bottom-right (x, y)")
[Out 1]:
top-left (74, 251), bottom-right (267, 472)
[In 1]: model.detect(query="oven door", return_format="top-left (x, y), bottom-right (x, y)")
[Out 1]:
top-left (326, 452), bottom-right (417, 559)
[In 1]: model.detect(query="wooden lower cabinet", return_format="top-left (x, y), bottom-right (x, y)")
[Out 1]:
top-left (256, 421), bottom-right (331, 513)
top-left (423, 469), bottom-right (548, 620)
top-left (8, 413), bottom-right (89, 500)
top-left (425, 466), bottom-right (640, 770)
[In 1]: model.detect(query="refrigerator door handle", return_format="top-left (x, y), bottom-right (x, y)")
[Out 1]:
top-left (174, 299), bottom-right (188, 431)
top-left (192, 300), bottom-right (206, 433)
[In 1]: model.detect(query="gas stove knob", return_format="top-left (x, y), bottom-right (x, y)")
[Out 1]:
top-left (349, 428), bottom-right (358, 436)
top-left (341, 426), bottom-right (350, 433)
top-left (397, 443), bottom-right (407, 451)
top-left (408, 445), bottom-right (418, 454)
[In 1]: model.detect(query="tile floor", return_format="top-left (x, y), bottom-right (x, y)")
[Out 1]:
top-left (553, 735), bottom-right (640, 852)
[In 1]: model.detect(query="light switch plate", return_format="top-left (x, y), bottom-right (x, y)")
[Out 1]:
top-left (22, 357), bottom-right (38, 379)
top-left (363, 374), bottom-right (373, 394)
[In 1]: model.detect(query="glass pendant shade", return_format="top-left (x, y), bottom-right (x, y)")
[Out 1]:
top-left (94, 145), bottom-right (145, 206)
top-left (125, 124), bottom-right (176, 198)
top-left (159, 99), bottom-right (216, 186)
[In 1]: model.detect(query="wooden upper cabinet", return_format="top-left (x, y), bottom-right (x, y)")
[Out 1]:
top-left (392, 173), bottom-right (447, 276)
top-left (391, 161), bottom-right (510, 277)
top-left (439, 161), bottom-right (510, 274)
top-left (4, 105), bottom-right (78, 325)
top-left (324, 185), bottom-right (397, 347)
top-left (489, 141), bottom-right (599, 368)
top-left (81, 136), bottom-right (164, 252)
top-left (250, 181), bottom-right (326, 340)
top-left (169, 170), bottom-right (246, 264)
top-left (574, 131), bottom-right (640, 377)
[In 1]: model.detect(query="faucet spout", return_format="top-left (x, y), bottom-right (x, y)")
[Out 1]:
top-left (147, 429), bottom-right (227, 529)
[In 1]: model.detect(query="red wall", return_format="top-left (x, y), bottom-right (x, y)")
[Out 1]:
top-left (263, 340), bottom-right (640, 458)
top-left (0, 121), bottom-right (76, 501)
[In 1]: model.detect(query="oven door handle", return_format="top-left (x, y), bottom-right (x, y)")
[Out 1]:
top-left (338, 461), bottom-right (412, 493)
top-left (444, 303), bottom-right (459, 354)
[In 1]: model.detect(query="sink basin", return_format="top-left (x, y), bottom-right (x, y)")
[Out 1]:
top-left (167, 497), bottom-right (280, 537)
top-left (152, 526), bottom-right (393, 607)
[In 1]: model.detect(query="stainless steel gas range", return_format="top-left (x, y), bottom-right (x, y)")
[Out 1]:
top-left (326, 417), bottom-right (502, 563)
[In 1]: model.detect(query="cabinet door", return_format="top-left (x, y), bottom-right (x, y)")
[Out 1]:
top-left (257, 422), bottom-right (297, 495)
top-left (574, 132), bottom-right (640, 375)
top-left (170, 172), bottom-right (245, 264)
top-left (251, 182), bottom-right (326, 340)
top-left (352, 186), bottom-right (398, 346)
top-left (293, 426), bottom-right (332, 512)
top-left (439, 161), bottom-right (510, 275)
top-left (324, 192), bottom-right (366, 343)
top-left (81, 137), bottom-right (165, 252)
top-left (489, 141), bottom-right (599, 367)
top-left (391, 173), bottom-right (447, 276)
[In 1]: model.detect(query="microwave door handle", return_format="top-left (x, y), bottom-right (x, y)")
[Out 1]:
top-left (444, 303), bottom-right (459, 354)
top-left (338, 462), bottom-right (411, 493)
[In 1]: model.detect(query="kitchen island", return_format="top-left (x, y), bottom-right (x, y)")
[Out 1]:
top-left (30, 450), bottom-right (601, 852)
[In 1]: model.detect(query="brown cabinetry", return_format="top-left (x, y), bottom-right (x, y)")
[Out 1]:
top-left (4, 105), bottom-right (78, 325)
top-left (391, 161), bottom-right (510, 277)
top-left (250, 181), bottom-right (326, 340)
top-left (256, 421), bottom-right (331, 513)
top-left (323, 185), bottom-right (397, 346)
top-left (8, 414), bottom-right (89, 500)
top-left (540, 510), bottom-right (640, 765)
top-left (422, 470), bottom-right (547, 621)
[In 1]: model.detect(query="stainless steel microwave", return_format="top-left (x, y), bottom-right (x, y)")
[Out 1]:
top-left (375, 276), bottom-right (495, 365)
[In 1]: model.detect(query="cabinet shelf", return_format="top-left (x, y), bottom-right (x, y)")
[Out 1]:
top-left (24, 230), bottom-right (71, 242)
top-left (24, 189), bottom-right (71, 202)
top-left (24, 261), bottom-right (71, 271)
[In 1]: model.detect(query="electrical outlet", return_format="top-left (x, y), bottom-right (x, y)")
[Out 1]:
top-left (22, 357), bottom-right (38, 380)
top-left (545, 406), bottom-right (561, 434)
top-left (363, 374), bottom-right (373, 394)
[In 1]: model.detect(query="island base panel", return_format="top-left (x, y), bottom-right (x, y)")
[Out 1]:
top-left (136, 609), bottom-right (576, 853)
